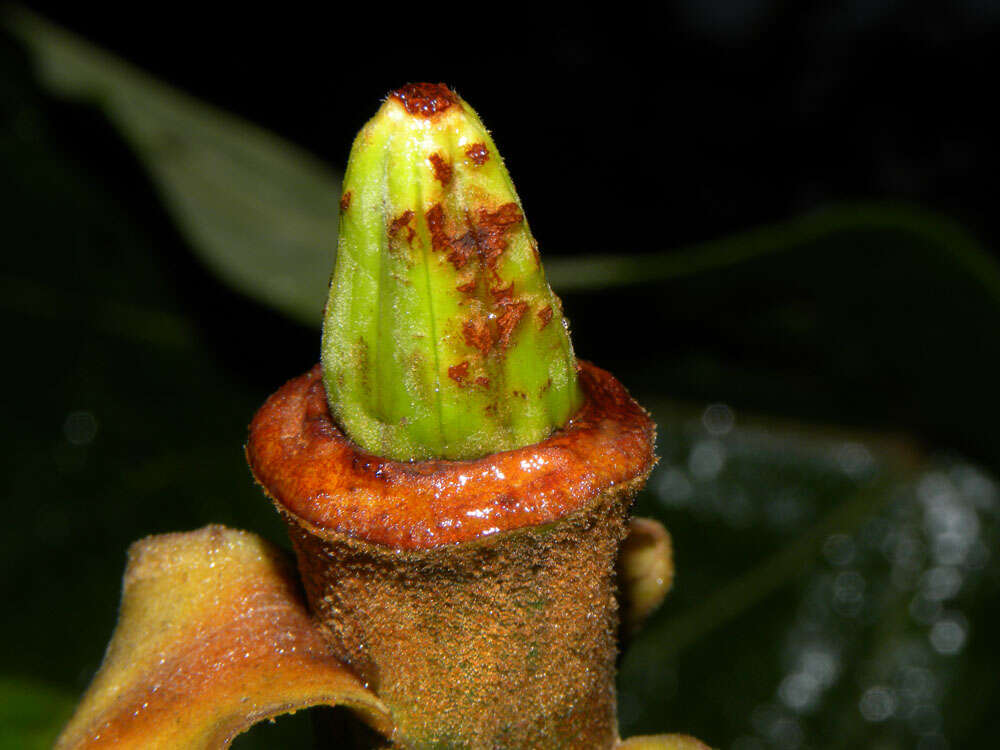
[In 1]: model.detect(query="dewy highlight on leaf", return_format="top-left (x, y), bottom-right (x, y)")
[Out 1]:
top-left (321, 82), bottom-right (582, 461)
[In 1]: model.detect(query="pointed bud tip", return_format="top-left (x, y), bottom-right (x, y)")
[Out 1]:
top-left (389, 82), bottom-right (458, 117)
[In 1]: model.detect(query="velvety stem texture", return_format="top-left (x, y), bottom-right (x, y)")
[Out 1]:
top-left (322, 83), bottom-right (582, 461)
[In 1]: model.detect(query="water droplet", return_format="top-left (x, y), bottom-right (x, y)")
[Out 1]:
top-left (832, 570), bottom-right (865, 616)
top-left (64, 410), bottom-right (99, 445)
top-left (918, 473), bottom-right (957, 507)
top-left (655, 467), bottom-right (694, 507)
top-left (799, 646), bottom-right (839, 687)
top-left (950, 464), bottom-right (998, 510)
top-left (689, 440), bottom-right (726, 480)
top-left (779, 671), bottom-right (821, 712)
top-left (929, 613), bottom-right (967, 655)
top-left (702, 403), bottom-right (735, 436)
top-left (859, 685), bottom-right (896, 721)
top-left (932, 532), bottom-right (970, 567)
top-left (822, 533), bottom-right (856, 566)
top-left (768, 716), bottom-right (803, 748)
top-left (920, 566), bottom-right (962, 602)
top-left (834, 442), bottom-right (875, 478)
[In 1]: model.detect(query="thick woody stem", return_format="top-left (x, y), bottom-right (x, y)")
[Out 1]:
top-left (286, 487), bottom-right (633, 748)
top-left (247, 362), bottom-right (656, 748)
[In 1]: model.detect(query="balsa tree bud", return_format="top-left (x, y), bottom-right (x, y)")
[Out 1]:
top-left (322, 83), bottom-right (582, 461)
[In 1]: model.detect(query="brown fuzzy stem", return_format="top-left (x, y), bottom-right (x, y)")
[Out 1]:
top-left (286, 484), bottom-right (638, 748)
top-left (248, 362), bottom-right (656, 748)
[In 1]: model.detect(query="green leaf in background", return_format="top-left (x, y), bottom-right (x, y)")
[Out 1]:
top-left (546, 202), bottom-right (1000, 300)
top-left (4, 7), bottom-right (341, 327)
top-left (0, 678), bottom-right (75, 750)
top-left (11, 8), bottom-right (999, 338)
top-left (567, 209), bottom-right (1000, 472)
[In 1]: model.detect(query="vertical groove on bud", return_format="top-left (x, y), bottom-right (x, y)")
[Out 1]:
top-left (322, 83), bottom-right (583, 461)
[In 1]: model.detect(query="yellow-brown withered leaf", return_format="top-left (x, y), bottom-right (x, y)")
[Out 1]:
top-left (618, 734), bottom-right (713, 749)
top-left (619, 517), bottom-right (674, 633)
top-left (56, 525), bottom-right (392, 749)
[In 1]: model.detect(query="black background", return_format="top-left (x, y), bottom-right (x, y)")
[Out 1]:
top-left (3, 2), bottom-right (1000, 748)
top-left (25, 1), bottom-right (997, 252)
top-left (14, 0), bottom-right (999, 400)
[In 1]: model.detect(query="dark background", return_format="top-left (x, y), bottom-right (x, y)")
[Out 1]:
top-left (25, 1), bottom-right (998, 252)
top-left (3, 2), bottom-right (999, 749)
top-left (10, 0), bottom-right (1000, 448)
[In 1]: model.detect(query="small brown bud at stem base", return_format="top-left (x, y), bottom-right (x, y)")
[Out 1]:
top-left (248, 362), bottom-right (656, 748)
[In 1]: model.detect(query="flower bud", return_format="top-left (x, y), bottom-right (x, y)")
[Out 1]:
top-left (322, 83), bottom-right (582, 461)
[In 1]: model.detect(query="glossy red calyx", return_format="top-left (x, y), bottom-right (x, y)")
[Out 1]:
top-left (247, 361), bottom-right (655, 550)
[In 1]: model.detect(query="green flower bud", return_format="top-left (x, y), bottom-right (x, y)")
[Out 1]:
top-left (321, 83), bottom-right (582, 461)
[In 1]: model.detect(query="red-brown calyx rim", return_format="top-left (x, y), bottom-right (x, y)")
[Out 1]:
top-left (247, 361), bottom-right (656, 550)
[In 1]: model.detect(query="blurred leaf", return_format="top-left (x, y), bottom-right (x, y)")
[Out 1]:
top-left (2, 28), bottom-right (319, 745)
top-left (4, 7), bottom-right (341, 327)
top-left (0, 678), bottom-right (75, 750)
top-left (561, 204), bottom-right (1000, 470)
top-left (11, 10), bottom-right (999, 352)
top-left (547, 203), bottom-right (1000, 301)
